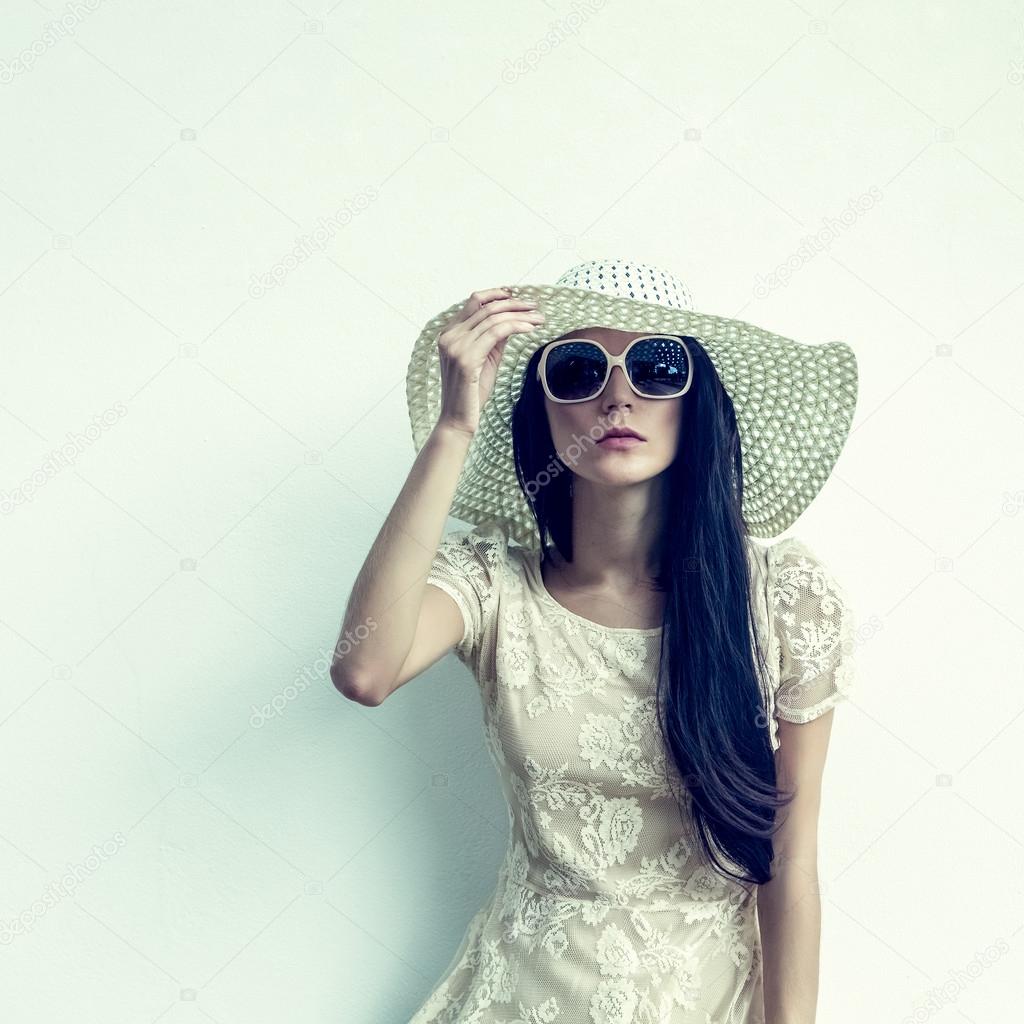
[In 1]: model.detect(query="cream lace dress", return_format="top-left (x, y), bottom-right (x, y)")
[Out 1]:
top-left (410, 521), bottom-right (856, 1024)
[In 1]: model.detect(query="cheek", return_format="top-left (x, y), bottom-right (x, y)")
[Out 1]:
top-left (646, 398), bottom-right (683, 430)
top-left (663, 400), bottom-right (684, 439)
top-left (652, 403), bottom-right (683, 456)
top-left (547, 408), bottom-right (612, 469)
top-left (546, 403), bottom-right (590, 445)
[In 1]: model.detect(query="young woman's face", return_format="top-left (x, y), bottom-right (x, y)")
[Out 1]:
top-left (542, 327), bottom-right (684, 488)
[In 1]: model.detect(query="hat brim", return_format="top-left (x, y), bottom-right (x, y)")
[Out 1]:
top-left (406, 283), bottom-right (858, 547)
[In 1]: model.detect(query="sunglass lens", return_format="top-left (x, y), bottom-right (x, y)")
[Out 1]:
top-left (627, 337), bottom-right (690, 396)
top-left (545, 342), bottom-right (607, 401)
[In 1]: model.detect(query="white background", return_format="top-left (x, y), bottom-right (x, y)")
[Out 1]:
top-left (1, 0), bottom-right (1022, 1021)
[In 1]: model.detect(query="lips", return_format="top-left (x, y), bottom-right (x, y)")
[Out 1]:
top-left (597, 433), bottom-right (645, 448)
top-left (598, 430), bottom-right (645, 442)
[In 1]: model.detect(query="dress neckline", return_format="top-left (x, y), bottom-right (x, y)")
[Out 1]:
top-left (519, 537), bottom-right (770, 637)
top-left (523, 547), bottom-right (664, 636)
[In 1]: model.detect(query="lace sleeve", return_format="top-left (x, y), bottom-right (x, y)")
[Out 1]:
top-left (768, 537), bottom-right (856, 725)
top-left (426, 521), bottom-right (508, 675)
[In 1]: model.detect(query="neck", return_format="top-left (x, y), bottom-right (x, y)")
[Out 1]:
top-left (553, 474), bottom-right (665, 587)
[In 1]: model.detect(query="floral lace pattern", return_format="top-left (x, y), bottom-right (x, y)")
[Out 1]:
top-left (766, 536), bottom-right (857, 736)
top-left (416, 522), bottom-right (855, 1023)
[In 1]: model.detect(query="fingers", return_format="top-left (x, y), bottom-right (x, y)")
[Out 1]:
top-left (481, 310), bottom-right (546, 339)
top-left (440, 309), bottom-right (543, 354)
top-left (463, 295), bottom-right (543, 333)
top-left (464, 311), bottom-right (546, 362)
top-left (437, 287), bottom-right (545, 369)
top-left (441, 288), bottom-right (514, 332)
top-left (464, 287), bottom-right (513, 311)
top-left (442, 288), bottom-right (544, 338)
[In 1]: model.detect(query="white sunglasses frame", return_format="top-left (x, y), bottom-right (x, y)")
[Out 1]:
top-left (536, 334), bottom-right (696, 404)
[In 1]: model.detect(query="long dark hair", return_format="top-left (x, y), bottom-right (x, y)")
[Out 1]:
top-left (510, 336), bottom-right (793, 889)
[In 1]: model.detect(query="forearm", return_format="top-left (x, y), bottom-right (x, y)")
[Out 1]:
top-left (757, 854), bottom-right (822, 1024)
top-left (330, 421), bottom-right (473, 692)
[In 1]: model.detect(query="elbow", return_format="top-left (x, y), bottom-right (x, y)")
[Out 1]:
top-left (330, 663), bottom-right (386, 706)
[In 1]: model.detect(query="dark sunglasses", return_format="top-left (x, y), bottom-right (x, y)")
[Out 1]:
top-left (537, 334), bottom-right (695, 403)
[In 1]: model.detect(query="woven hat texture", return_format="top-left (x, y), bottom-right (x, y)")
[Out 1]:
top-left (406, 258), bottom-right (858, 549)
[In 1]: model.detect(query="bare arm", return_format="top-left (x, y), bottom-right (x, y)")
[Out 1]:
top-left (757, 711), bottom-right (835, 1024)
top-left (329, 287), bottom-right (545, 705)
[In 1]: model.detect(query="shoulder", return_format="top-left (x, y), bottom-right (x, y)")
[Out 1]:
top-left (763, 534), bottom-right (857, 726)
top-left (437, 518), bottom-right (512, 564)
top-left (767, 535), bottom-right (845, 596)
top-left (428, 521), bottom-right (519, 671)
top-left (766, 533), bottom-right (823, 568)
top-left (765, 533), bottom-right (855, 646)
top-left (431, 519), bottom-right (517, 597)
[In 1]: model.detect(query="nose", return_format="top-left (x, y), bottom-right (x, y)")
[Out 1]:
top-left (601, 363), bottom-right (633, 411)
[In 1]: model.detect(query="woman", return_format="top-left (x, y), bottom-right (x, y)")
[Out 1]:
top-left (331, 259), bottom-right (859, 1024)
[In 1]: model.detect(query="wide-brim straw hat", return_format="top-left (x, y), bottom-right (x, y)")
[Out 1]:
top-left (405, 258), bottom-right (858, 549)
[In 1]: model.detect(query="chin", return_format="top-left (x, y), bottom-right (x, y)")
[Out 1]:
top-left (579, 461), bottom-right (665, 487)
